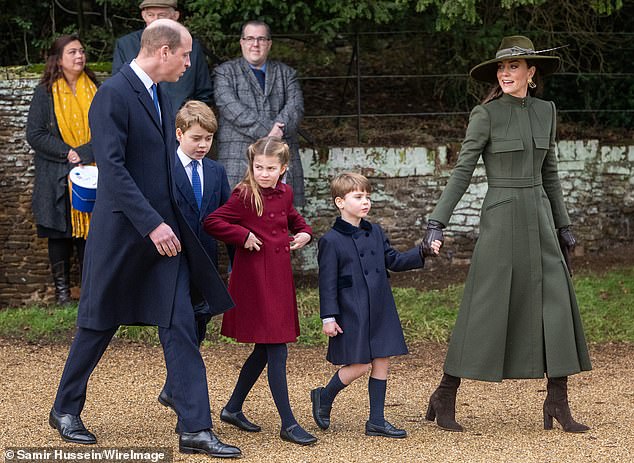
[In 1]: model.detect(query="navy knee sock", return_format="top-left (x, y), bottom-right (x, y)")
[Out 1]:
top-left (368, 377), bottom-right (387, 425)
top-left (320, 370), bottom-right (347, 407)
top-left (225, 344), bottom-right (267, 413)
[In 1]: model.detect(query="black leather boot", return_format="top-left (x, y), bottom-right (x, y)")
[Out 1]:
top-left (51, 261), bottom-right (72, 306)
top-left (543, 376), bottom-right (590, 433)
top-left (425, 373), bottom-right (464, 431)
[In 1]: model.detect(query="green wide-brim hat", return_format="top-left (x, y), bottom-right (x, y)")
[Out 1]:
top-left (470, 35), bottom-right (562, 84)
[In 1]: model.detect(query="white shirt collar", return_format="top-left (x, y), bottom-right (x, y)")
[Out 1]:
top-left (176, 146), bottom-right (198, 168)
top-left (130, 59), bottom-right (155, 95)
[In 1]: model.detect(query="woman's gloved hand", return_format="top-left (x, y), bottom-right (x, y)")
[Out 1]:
top-left (420, 219), bottom-right (445, 258)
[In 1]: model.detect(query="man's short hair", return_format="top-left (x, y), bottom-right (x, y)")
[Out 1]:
top-left (240, 20), bottom-right (271, 38)
top-left (140, 20), bottom-right (183, 54)
top-left (176, 100), bottom-right (217, 134)
top-left (330, 172), bottom-right (372, 205)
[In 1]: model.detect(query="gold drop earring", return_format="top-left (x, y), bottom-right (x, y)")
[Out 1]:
top-left (528, 77), bottom-right (537, 89)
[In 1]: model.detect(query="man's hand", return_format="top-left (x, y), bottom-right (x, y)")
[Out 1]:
top-left (268, 122), bottom-right (284, 138)
top-left (420, 219), bottom-right (445, 257)
top-left (149, 223), bottom-right (181, 257)
top-left (289, 232), bottom-right (311, 250)
top-left (323, 321), bottom-right (343, 337)
top-left (244, 232), bottom-right (263, 251)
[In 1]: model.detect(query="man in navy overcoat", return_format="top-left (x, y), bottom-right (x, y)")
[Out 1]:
top-left (48, 19), bottom-right (240, 459)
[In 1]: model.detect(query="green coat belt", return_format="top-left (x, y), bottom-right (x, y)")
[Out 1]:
top-left (430, 93), bottom-right (591, 381)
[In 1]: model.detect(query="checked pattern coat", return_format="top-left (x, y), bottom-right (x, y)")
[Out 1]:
top-left (214, 57), bottom-right (305, 205)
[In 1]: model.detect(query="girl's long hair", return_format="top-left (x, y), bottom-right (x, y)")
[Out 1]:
top-left (40, 34), bottom-right (98, 92)
top-left (238, 136), bottom-right (290, 216)
top-left (481, 61), bottom-right (544, 104)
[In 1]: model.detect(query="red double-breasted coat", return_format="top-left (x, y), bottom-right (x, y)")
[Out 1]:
top-left (203, 182), bottom-right (312, 343)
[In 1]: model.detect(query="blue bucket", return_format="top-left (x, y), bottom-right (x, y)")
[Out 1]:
top-left (69, 166), bottom-right (98, 213)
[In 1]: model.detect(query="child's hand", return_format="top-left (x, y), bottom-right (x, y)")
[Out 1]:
top-left (289, 232), bottom-right (311, 250)
top-left (244, 232), bottom-right (263, 251)
top-left (431, 239), bottom-right (442, 255)
top-left (323, 321), bottom-right (343, 337)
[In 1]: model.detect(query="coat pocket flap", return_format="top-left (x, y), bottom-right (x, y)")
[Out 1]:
top-left (338, 275), bottom-right (353, 289)
top-left (490, 138), bottom-right (524, 153)
top-left (533, 136), bottom-right (550, 150)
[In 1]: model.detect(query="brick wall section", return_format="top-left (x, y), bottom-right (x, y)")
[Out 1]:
top-left (1, 75), bottom-right (633, 305)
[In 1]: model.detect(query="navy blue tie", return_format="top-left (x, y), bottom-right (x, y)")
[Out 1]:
top-left (190, 160), bottom-right (202, 210)
top-left (151, 83), bottom-right (161, 121)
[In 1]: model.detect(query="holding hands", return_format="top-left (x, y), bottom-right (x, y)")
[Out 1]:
top-left (290, 232), bottom-right (311, 250)
top-left (323, 320), bottom-right (343, 338)
top-left (420, 219), bottom-right (445, 257)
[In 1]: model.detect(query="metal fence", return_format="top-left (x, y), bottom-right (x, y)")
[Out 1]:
top-left (273, 31), bottom-right (634, 143)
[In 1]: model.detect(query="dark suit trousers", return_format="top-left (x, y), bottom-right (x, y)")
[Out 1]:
top-left (53, 257), bottom-right (213, 432)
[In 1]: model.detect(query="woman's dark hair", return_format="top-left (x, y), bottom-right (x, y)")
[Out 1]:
top-left (481, 61), bottom-right (544, 104)
top-left (40, 34), bottom-right (98, 91)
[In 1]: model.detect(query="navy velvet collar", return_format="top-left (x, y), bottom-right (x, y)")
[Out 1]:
top-left (333, 216), bottom-right (372, 235)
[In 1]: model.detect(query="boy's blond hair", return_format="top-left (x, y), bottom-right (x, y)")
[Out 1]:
top-left (175, 100), bottom-right (217, 133)
top-left (330, 172), bottom-right (372, 207)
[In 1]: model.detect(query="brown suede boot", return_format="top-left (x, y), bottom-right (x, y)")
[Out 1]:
top-left (425, 373), bottom-right (464, 431)
top-left (543, 376), bottom-right (590, 433)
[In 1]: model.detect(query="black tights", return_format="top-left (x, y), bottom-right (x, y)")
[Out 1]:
top-left (225, 343), bottom-right (297, 429)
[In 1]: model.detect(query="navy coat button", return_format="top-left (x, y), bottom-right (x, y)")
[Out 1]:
top-left (360, 253), bottom-right (364, 257)
top-left (364, 270), bottom-right (369, 275)
top-left (365, 232), bottom-right (370, 237)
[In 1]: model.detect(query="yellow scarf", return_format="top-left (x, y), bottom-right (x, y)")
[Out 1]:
top-left (52, 72), bottom-right (97, 239)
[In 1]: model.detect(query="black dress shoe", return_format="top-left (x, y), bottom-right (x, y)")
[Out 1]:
top-left (220, 408), bottom-right (261, 432)
top-left (179, 429), bottom-right (241, 458)
top-left (280, 424), bottom-right (317, 446)
top-left (158, 389), bottom-right (175, 412)
top-left (365, 420), bottom-right (407, 438)
top-left (49, 408), bottom-right (97, 445)
top-left (311, 387), bottom-right (332, 430)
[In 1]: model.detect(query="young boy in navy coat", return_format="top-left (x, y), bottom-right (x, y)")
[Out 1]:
top-left (158, 100), bottom-right (232, 410)
top-left (311, 172), bottom-right (441, 438)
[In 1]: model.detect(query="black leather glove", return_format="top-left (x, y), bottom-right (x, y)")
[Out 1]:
top-left (557, 226), bottom-right (576, 276)
top-left (420, 219), bottom-right (445, 258)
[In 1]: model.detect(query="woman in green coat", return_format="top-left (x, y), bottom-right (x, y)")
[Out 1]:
top-left (421, 36), bottom-right (591, 433)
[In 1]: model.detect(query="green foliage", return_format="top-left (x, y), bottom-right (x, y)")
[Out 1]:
top-left (0, 305), bottom-right (77, 342)
top-left (574, 268), bottom-right (634, 342)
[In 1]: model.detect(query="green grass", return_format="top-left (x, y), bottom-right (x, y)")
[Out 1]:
top-left (1, 267), bottom-right (632, 345)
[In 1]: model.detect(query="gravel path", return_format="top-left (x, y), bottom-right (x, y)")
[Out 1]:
top-left (1, 340), bottom-right (632, 462)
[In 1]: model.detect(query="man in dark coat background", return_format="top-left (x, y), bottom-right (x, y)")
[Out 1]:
top-left (48, 19), bottom-right (240, 459)
top-left (112, 0), bottom-right (213, 115)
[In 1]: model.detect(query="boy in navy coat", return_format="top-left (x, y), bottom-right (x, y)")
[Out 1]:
top-left (158, 100), bottom-right (232, 410)
top-left (311, 172), bottom-right (441, 438)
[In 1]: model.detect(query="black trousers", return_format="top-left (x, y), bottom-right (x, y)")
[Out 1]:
top-left (53, 259), bottom-right (213, 432)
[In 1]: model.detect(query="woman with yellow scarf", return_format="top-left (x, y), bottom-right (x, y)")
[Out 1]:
top-left (26, 34), bottom-right (98, 305)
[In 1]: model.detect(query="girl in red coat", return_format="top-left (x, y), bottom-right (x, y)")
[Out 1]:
top-left (203, 136), bottom-right (316, 446)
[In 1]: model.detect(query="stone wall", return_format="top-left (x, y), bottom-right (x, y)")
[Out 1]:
top-left (1, 76), bottom-right (633, 306)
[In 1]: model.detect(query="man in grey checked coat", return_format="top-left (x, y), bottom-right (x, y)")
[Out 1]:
top-left (214, 20), bottom-right (305, 205)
